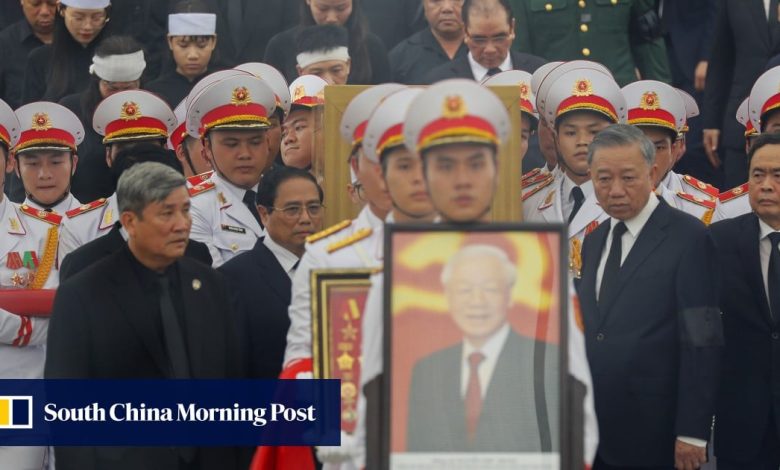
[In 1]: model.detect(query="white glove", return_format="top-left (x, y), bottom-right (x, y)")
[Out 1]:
top-left (316, 430), bottom-right (365, 465)
top-left (296, 371), bottom-right (313, 379)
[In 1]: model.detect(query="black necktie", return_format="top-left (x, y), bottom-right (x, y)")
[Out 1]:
top-left (768, 232), bottom-right (780, 321)
top-left (486, 67), bottom-right (501, 77)
top-left (568, 186), bottom-right (585, 223)
top-left (243, 190), bottom-right (262, 227)
top-left (156, 275), bottom-right (190, 379)
top-left (599, 222), bottom-right (628, 308)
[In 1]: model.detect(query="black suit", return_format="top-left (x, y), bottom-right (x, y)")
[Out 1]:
top-left (421, 50), bottom-right (546, 84)
top-left (218, 238), bottom-right (292, 379)
top-left (578, 198), bottom-right (722, 467)
top-left (709, 213), bottom-right (780, 468)
top-left (45, 247), bottom-right (247, 470)
top-left (59, 223), bottom-right (212, 282)
top-left (703, 0), bottom-right (780, 188)
top-left (406, 329), bottom-right (558, 452)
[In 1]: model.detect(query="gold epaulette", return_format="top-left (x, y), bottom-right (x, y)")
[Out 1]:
top-left (683, 175), bottom-right (719, 199)
top-left (718, 183), bottom-right (749, 203)
top-left (327, 228), bottom-right (372, 254)
top-left (186, 170), bottom-right (214, 186)
top-left (521, 167), bottom-right (541, 183)
top-left (522, 174), bottom-right (554, 201)
top-left (306, 219), bottom-right (352, 244)
top-left (676, 191), bottom-right (717, 209)
top-left (188, 181), bottom-right (216, 197)
top-left (19, 204), bottom-right (62, 226)
top-left (522, 171), bottom-right (552, 188)
top-left (65, 198), bottom-right (107, 218)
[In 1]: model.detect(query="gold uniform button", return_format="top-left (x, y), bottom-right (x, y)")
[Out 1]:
top-left (545, 3), bottom-right (552, 11)
top-left (579, 0), bottom-right (586, 7)
top-left (230, 243), bottom-right (238, 252)
top-left (582, 47), bottom-right (591, 56)
top-left (580, 24), bottom-right (588, 32)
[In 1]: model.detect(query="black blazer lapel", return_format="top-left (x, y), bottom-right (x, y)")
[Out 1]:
top-left (253, 241), bottom-right (292, 304)
top-left (581, 222), bottom-right (609, 325)
top-left (452, 55), bottom-right (476, 79)
top-left (109, 252), bottom-right (170, 375)
top-left (177, 260), bottom-right (210, 377)
top-left (751, 0), bottom-right (772, 48)
top-left (738, 214), bottom-right (774, 325)
top-left (598, 200), bottom-right (669, 327)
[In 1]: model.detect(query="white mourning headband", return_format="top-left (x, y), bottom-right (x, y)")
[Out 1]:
top-left (297, 47), bottom-right (350, 69)
top-left (89, 50), bottom-right (146, 82)
top-left (168, 13), bottom-right (217, 36)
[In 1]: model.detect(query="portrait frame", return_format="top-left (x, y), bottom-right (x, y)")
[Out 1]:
top-left (311, 268), bottom-right (375, 434)
top-left (380, 222), bottom-right (570, 469)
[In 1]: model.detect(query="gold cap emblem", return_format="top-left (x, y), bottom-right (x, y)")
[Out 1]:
top-left (120, 101), bottom-right (141, 121)
top-left (31, 112), bottom-right (51, 131)
top-left (442, 95), bottom-right (467, 119)
top-left (231, 86), bottom-right (251, 105)
top-left (519, 82), bottom-right (530, 100)
top-left (293, 85), bottom-right (306, 102)
top-left (572, 79), bottom-right (593, 97)
top-left (640, 92), bottom-right (660, 111)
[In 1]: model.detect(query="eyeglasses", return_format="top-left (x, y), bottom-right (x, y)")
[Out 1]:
top-left (100, 80), bottom-right (139, 93)
top-left (468, 33), bottom-right (511, 47)
top-left (267, 203), bottom-right (325, 219)
top-left (66, 12), bottom-right (108, 26)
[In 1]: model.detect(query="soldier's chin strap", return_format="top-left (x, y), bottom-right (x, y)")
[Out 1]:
top-left (26, 191), bottom-right (69, 211)
top-left (557, 153), bottom-right (589, 179)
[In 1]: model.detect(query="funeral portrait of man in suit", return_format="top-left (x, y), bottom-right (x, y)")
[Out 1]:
top-left (397, 241), bottom-right (560, 459)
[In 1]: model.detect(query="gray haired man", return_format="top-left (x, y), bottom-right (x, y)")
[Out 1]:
top-left (46, 162), bottom-right (249, 470)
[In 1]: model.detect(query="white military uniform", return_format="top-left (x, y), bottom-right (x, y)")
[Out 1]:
top-left (662, 171), bottom-right (720, 201)
top-left (58, 195), bottom-right (118, 264)
top-left (189, 173), bottom-right (263, 266)
top-left (656, 184), bottom-right (719, 225)
top-left (714, 183), bottom-right (751, 220)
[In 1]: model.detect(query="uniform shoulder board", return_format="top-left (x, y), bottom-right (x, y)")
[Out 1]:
top-left (188, 181), bottom-right (216, 197)
top-left (683, 175), bottom-right (719, 199)
top-left (19, 204), bottom-right (63, 226)
top-left (676, 191), bottom-right (717, 209)
top-left (521, 167), bottom-right (541, 183)
top-left (306, 219), bottom-right (353, 244)
top-left (522, 171), bottom-right (552, 188)
top-left (327, 227), bottom-right (373, 254)
top-left (65, 198), bottom-right (107, 219)
top-left (522, 174), bottom-right (555, 202)
top-left (186, 170), bottom-right (214, 186)
top-left (718, 183), bottom-right (749, 203)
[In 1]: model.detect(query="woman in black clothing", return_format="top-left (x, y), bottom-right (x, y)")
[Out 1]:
top-left (263, 0), bottom-right (391, 85)
top-left (22, 0), bottom-right (112, 103)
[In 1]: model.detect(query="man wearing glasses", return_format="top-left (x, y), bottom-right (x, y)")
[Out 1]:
top-left (220, 166), bottom-right (324, 380)
top-left (422, 0), bottom-right (545, 84)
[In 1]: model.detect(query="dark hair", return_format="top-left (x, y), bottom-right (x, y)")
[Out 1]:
top-left (79, 35), bottom-right (144, 127)
top-left (256, 165), bottom-right (323, 208)
top-left (111, 142), bottom-right (183, 183)
top-left (462, 0), bottom-right (514, 27)
top-left (747, 132), bottom-right (780, 164)
top-left (47, 3), bottom-right (112, 101)
top-left (300, 0), bottom-right (371, 83)
top-left (296, 24), bottom-right (349, 55)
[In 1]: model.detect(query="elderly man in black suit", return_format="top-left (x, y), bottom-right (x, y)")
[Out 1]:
top-left (407, 244), bottom-right (558, 453)
top-left (709, 132), bottom-right (780, 469)
top-left (219, 166), bottom-right (324, 379)
top-left (578, 124), bottom-right (722, 470)
top-left (45, 162), bottom-right (247, 470)
top-left (422, 0), bottom-right (544, 84)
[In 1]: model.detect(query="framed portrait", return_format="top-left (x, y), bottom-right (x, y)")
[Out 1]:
top-left (381, 223), bottom-right (569, 469)
top-left (311, 268), bottom-right (375, 434)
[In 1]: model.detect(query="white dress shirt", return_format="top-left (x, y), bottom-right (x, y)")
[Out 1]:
top-left (459, 323), bottom-right (511, 398)
top-left (263, 234), bottom-right (300, 280)
top-left (758, 218), bottom-right (780, 311)
top-left (561, 176), bottom-right (594, 222)
top-left (467, 52), bottom-right (512, 82)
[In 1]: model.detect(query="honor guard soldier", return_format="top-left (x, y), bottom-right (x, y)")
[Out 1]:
top-left (281, 75), bottom-right (327, 169)
top-left (482, 69), bottom-right (539, 162)
top-left (714, 98), bottom-right (754, 220)
top-left (13, 102), bottom-right (84, 214)
top-left (622, 80), bottom-right (720, 225)
top-left (524, 63), bottom-right (626, 277)
top-left (172, 99), bottom-right (210, 180)
top-left (235, 62), bottom-right (292, 167)
top-left (58, 90), bottom-right (177, 263)
top-left (187, 74), bottom-right (277, 266)
top-left (1, 99), bottom-right (64, 469)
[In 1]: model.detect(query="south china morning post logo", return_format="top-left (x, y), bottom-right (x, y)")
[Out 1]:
top-left (0, 396), bottom-right (33, 430)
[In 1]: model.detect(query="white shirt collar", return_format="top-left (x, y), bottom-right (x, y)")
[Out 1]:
top-left (610, 192), bottom-right (659, 238)
top-left (263, 234), bottom-right (300, 277)
top-left (759, 218), bottom-right (780, 241)
top-left (562, 175), bottom-right (594, 200)
top-left (212, 171), bottom-right (259, 203)
top-left (467, 51), bottom-right (512, 82)
top-left (364, 206), bottom-right (386, 231)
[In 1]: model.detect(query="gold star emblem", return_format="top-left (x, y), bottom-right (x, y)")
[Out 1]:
top-left (293, 85), bottom-right (305, 102)
top-left (572, 79), bottom-right (593, 97)
top-left (442, 95), bottom-right (467, 119)
top-left (120, 101), bottom-right (142, 121)
top-left (639, 91), bottom-right (660, 111)
top-left (31, 112), bottom-right (51, 131)
top-left (231, 86), bottom-right (251, 105)
top-left (341, 322), bottom-right (358, 341)
top-left (519, 82), bottom-right (530, 100)
top-left (336, 352), bottom-right (355, 371)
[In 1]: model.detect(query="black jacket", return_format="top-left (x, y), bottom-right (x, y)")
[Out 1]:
top-left (0, 19), bottom-right (45, 108)
top-left (218, 238), bottom-right (292, 379)
top-left (389, 28), bottom-right (468, 84)
top-left (421, 50), bottom-right (546, 84)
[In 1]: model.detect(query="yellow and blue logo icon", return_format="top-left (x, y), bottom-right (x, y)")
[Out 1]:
top-left (0, 396), bottom-right (32, 429)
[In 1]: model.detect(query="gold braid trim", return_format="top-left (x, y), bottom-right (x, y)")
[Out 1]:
top-left (30, 226), bottom-right (58, 289)
top-left (701, 208), bottom-right (714, 226)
